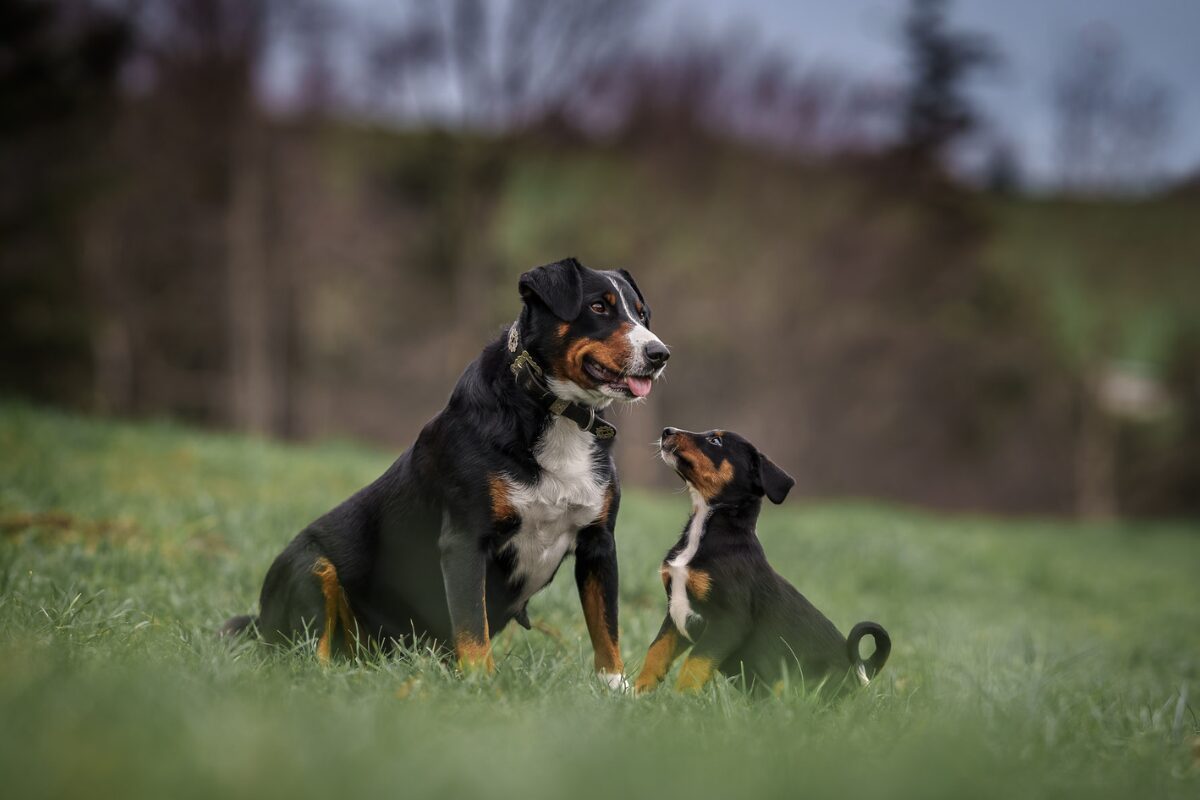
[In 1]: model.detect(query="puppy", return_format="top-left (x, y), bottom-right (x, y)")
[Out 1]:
top-left (634, 427), bottom-right (891, 694)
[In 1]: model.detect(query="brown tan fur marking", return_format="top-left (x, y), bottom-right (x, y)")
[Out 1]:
top-left (488, 474), bottom-right (516, 521)
top-left (676, 654), bottom-right (716, 692)
top-left (455, 583), bottom-right (495, 674)
top-left (686, 569), bottom-right (712, 600)
top-left (581, 576), bottom-right (624, 674)
top-left (312, 556), bottom-right (341, 663)
top-left (591, 484), bottom-right (615, 526)
top-left (633, 628), bottom-right (683, 694)
top-left (672, 436), bottom-right (735, 500)
top-left (454, 631), bottom-right (495, 673)
top-left (554, 324), bottom-right (634, 388)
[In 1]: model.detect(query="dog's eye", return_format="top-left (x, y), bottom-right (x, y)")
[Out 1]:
top-left (707, 435), bottom-right (723, 447)
top-left (590, 301), bottom-right (607, 314)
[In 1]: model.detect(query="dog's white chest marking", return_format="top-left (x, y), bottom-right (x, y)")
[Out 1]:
top-left (667, 488), bottom-right (710, 640)
top-left (501, 416), bottom-right (606, 607)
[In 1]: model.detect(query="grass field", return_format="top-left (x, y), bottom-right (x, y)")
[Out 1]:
top-left (1, 401), bottom-right (1198, 799)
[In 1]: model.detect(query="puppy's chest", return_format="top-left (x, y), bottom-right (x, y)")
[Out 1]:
top-left (665, 503), bottom-right (712, 640)
top-left (500, 417), bottom-right (607, 602)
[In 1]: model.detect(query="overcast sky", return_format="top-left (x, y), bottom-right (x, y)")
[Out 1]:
top-left (332, 1), bottom-right (1200, 185)
top-left (655, 0), bottom-right (1200, 184)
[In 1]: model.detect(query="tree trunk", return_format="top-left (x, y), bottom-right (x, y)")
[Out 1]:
top-left (225, 120), bottom-right (276, 435)
top-left (1076, 381), bottom-right (1116, 520)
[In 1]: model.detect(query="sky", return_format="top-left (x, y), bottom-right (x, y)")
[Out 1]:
top-left (328, 0), bottom-right (1200, 187)
top-left (658, 0), bottom-right (1200, 185)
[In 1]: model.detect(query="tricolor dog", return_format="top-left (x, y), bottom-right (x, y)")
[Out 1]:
top-left (223, 258), bottom-right (668, 686)
top-left (634, 427), bottom-right (890, 694)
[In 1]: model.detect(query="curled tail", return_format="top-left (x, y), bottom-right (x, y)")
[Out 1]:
top-left (219, 614), bottom-right (257, 638)
top-left (847, 621), bottom-right (891, 686)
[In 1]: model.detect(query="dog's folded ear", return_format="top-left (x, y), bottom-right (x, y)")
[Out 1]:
top-left (519, 258), bottom-right (585, 320)
top-left (756, 452), bottom-right (795, 504)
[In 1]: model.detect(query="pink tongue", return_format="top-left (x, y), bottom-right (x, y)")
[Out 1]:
top-left (625, 375), bottom-right (653, 398)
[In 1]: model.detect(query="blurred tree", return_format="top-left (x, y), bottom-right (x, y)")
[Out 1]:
top-left (1041, 28), bottom-right (1180, 517)
top-left (1052, 28), bottom-right (1174, 193)
top-left (365, 0), bottom-right (643, 129)
top-left (97, 0), bottom-right (314, 435)
top-left (982, 140), bottom-right (1021, 195)
top-left (895, 0), bottom-right (998, 172)
top-left (0, 0), bottom-right (132, 405)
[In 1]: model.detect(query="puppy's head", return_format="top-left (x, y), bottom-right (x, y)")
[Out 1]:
top-left (517, 258), bottom-right (669, 407)
top-left (659, 427), bottom-right (794, 505)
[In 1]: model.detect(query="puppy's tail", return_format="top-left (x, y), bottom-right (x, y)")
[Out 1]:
top-left (847, 621), bottom-right (891, 686)
top-left (219, 614), bottom-right (257, 639)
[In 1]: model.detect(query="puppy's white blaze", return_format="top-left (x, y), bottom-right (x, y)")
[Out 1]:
top-left (500, 416), bottom-right (606, 610)
top-left (855, 663), bottom-right (870, 687)
top-left (667, 486), bottom-right (709, 640)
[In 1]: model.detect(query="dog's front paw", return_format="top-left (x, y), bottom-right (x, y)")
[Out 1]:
top-left (598, 670), bottom-right (629, 692)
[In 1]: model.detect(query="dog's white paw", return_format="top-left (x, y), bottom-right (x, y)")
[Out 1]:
top-left (598, 670), bottom-right (629, 692)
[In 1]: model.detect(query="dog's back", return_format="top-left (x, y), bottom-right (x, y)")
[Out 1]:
top-left (735, 570), bottom-right (890, 692)
top-left (733, 571), bottom-right (854, 688)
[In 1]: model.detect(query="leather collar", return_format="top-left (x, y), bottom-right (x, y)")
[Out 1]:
top-left (507, 322), bottom-right (617, 440)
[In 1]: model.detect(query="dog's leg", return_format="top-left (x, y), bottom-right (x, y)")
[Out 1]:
top-left (439, 513), bottom-right (494, 674)
top-left (675, 618), bottom-right (743, 693)
top-left (311, 556), bottom-right (342, 664)
top-left (575, 518), bottom-right (624, 686)
top-left (633, 615), bottom-right (683, 694)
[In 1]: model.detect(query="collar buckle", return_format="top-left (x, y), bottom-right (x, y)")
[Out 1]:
top-left (510, 350), bottom-right (543, 380)
top-left (593, 424), bottom-right (616, 439)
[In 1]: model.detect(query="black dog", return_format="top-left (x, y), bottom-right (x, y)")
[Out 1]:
top-left (633, 427), bottom-right (890, 694)
top-left (223, 258), bottom-right (668, 685)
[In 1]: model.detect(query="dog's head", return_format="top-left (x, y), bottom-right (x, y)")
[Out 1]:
top-left (516, 258), bottom-right (669, 407)
top-left (658, 427), bottom-right (794, 506)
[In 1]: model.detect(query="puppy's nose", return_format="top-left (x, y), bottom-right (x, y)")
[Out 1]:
top-left (644, 341), bottom-right (670, 367)
top-left (661, 427), bottom-right (677, 439)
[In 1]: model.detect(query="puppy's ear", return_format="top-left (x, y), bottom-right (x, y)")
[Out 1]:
top-left (617, 269), bottom-right (650, 324)
top-left (519, 258), bottom-right (584, 320)
top-left (756, 452), bottom-right (795, 505)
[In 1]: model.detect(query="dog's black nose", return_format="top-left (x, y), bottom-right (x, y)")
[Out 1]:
top-left (645, 341), bottom-right (670, 366)
top-left (662, 427), bottom-right (677, 438)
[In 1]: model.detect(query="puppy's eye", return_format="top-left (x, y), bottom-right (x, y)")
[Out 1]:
top-left (590, 301), bottom-right (607, 314)
top-left (707, 435), bottom-right (723, 447)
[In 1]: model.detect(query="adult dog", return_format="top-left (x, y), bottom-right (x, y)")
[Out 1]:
top-left (223, 258), bottom-right (668, 686)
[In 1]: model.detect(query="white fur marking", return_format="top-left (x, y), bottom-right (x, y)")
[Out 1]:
top-left (500, 416), bottom-right (606, 609)
top-left (667, 486), bottom-right (710, 640)
top-left (598, 670), bottom-right (629, 691)
top-left (607, 277), bottom-right (664, 374)
top-left (855, 663), bottom-right (870, 687)
top-left (546, 375), bottom-right (614, 408)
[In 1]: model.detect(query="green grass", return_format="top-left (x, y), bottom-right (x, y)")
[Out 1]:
top-left (1, 401), bottom-right (1198, 799)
